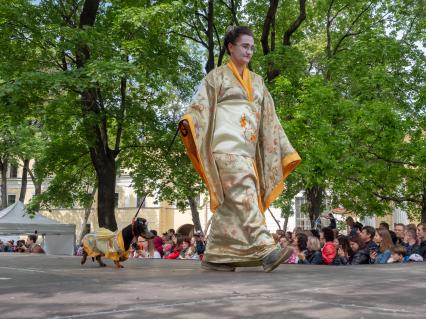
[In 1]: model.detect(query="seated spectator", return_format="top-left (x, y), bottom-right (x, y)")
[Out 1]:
top-left (193, 231), bottom-right (205, 256)
top-left (339, 234), bottom-right (369, 265)
top-left (162, 242), bottom-right (173, 258)
top-left (404, 229), bottom-right (420, 256)
top-left (178, 238), bottom-right (191, 259)
top-left (417, 223), bottom-right (426, 259)
top-left (24, 234), bottom-right (45, 254)
top-left (286, 232), bottom-right (306, 264)
top-left (164, 233), bottom-right (183, 259)
top-left (151, 230), bottom-right (164, 258)
top-left (296, 233), bottom-right (308, 254)
top-left (298, 236), bottom-right (323, 265)
top-left (333, 235), bottom-right (351, 265)
top-left (279, 236), bottom-right (290, 248)
top-left (369, 228), bottom-right (393, 264)
top-left (321, 227), bottom-right (336, 265)
top-left (360, 226), bottom-right (378, 251)
top-left (387, 245), bottom-right (406, 263)
top-left (133, 237), bottom-right (161, 259)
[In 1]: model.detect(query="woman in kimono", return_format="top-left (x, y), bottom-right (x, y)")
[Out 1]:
top-left (180, 26), bottom-right (301, 272)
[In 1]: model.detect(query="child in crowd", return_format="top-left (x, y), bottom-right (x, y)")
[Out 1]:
top-left (387, 245), bottom-right (406, 263)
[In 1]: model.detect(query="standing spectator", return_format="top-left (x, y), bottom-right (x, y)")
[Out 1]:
top-left (394, 223), bottom-right (406, 245)
top-left (346, 217), bottom-right (358, 236)
top-left (404, 229), bottom-right (420, 256)
top-left (417, 223), bottom-right (426, 259)
top-left (298, 236), bottom-right (323, 265)
top-left (25, 234), bottom-right (45, 254)
top-left (321, 228), bottom-right (336, 265)
top-left (369, 228), bottom-right (393, 264)
top-left (360, 226), bottom-right (378, 250)
top-left (325, 213), bottom-right (337, 230)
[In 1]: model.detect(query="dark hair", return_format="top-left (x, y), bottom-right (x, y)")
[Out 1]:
top-left (337, 235), bottom-right (351, 255)
top-left (354, 222), bottom-right (363, 232)
top-left (310, 229), bottom-right (320, 239)
top-left (322, 227), bottom-right (335, 242)
top-left (151, 230), bottom-right (157, 236)
top-left (379, 221), bottom-right (390, 230)
top-left (296, 233), bottom-right (308, 252)
top-left (224, 26), bottom-right (254, 55)
top-left (348, 234), bottom-right (366, 249)
top-left (362, 226), bottom-right (376, 240)
top-left (27, 234), bottom-right (38, 243)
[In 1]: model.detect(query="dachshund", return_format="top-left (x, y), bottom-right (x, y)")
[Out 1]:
top-left (81, 218), bottom-right (154, 268)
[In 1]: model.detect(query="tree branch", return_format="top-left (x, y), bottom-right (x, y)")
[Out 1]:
top-left (283, 0), bottom-right (307, 46)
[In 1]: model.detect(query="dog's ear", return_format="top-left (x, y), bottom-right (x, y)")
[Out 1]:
top-left (137, 217), bottom-right (147, 224)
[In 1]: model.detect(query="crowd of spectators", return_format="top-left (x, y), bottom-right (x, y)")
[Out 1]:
top-left (0, 234), bottom-right (45, 254)
top-left (275, 217), bottom-right (426, 265)
top-left (127, 229), bottom-right (206, 261)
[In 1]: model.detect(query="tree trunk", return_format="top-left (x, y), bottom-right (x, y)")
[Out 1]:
top-left (0, 158), bottom-right (8, 208)
top-left (78, 187), bottom-right (97, 244)
top-left (282, 212), bottom-right (289, 232)
top-left (76, 0), bottom-right (117, 231)
top-left (422, 188), bottom-right (426, 223)
top-left (19, 159), bottom-right (29, 202)
top-left (28, 167), bottom-right (42, 196)
top-left (205, 0), bottom-right (215, 73)
top-left (91, 147), bottom-right (117, 231)
top-left (188, 196), bottom-right (202, 232)
top-left (306, 186), bottom-right (323, 228)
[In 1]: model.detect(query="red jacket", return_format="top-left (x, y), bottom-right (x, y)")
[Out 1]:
top-left (164, 245), bottom-right (182, 260)
top-left (322, 241), bottom-right (336, 265)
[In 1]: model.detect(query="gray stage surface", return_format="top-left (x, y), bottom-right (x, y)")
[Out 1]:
top-left (0, 254), bottom-right (425, 318)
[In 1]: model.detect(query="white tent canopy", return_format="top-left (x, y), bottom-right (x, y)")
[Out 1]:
top-left (0, 202), bottom-right (75, 255)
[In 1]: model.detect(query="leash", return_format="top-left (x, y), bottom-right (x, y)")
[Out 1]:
top-left (133, 125), bottom-right (181, 220)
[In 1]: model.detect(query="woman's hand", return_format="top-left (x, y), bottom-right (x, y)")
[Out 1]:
top-left (337, 247), bottom-right (346, 257)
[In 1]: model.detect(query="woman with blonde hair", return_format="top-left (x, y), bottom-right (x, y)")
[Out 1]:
top-left (298, 236), bottom-right (323, 265)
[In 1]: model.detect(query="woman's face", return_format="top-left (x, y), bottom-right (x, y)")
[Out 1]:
top-left (279, 237), bottom-right (288, 248)
top-left (182, 241), bottom-right (189, 249)
top-left (228, 34), bottom-right (254, 66)
top-left (172, 235), bottom-right (177, 244)
top-left (374, 232), bottom-right (382, 244)
top-left (349, 241), bottom-right (359, 252)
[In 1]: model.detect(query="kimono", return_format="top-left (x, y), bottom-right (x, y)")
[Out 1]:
top-left (82, 228), bottom-right (129, 262)
top-left (180, 62), bottom-right (301, 265)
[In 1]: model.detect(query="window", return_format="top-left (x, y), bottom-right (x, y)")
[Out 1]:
top-left (9, 165), bottom-right (18, 178)
top-left (8, 194), bottom-right (16, 205)
top-left (114, 193), bottom-right (119, 208)
top-left (295, 196), bottom-right (310, 229)
top-left (136, 194), bottom-right (146, 208)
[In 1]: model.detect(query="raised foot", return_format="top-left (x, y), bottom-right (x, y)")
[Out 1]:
top-left (262, 246), bottom-right (293, 273)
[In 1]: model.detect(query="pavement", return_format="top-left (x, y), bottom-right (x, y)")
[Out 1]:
top-left (0, 253), bottom-right (425, 319)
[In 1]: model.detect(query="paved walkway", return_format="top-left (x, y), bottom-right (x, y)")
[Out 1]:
top-left (0, 254), bottom-right (425, 318)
